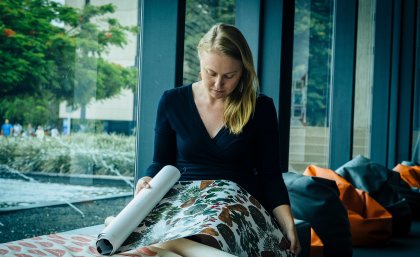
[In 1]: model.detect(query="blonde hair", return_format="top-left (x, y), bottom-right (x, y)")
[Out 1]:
top-left (197, 23), bottom-right (259, 135)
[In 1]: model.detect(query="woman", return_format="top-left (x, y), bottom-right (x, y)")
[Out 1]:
top-left (136, 23), bottom-right (301, 256)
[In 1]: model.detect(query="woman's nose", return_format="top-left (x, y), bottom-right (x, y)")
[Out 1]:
top-left (214, 76), bottom-right (224, 88)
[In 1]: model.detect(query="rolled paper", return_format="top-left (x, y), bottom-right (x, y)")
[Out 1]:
top-left (96, 165), bottom-right (181, 255)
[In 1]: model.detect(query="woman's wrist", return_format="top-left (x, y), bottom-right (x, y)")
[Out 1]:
top-left (272, 205), bottom-right (295, 231)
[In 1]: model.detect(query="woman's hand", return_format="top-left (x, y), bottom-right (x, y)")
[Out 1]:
top-left (272, 205), bottom-right (301, 256)
top-left (284, 226), bottom-right (301, 256)
top-left (135, 176), bottom-right (152, 195)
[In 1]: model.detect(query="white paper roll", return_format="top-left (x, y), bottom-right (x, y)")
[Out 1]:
top-left (96, 165), bottom-right (181, 255)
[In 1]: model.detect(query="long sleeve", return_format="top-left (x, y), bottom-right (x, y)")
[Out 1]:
top-left (255, 97), bottom-right (290, 211)
top-left (145, 91), bottom-right (177, 177)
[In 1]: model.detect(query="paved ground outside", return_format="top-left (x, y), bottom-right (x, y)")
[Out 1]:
top-left (0, 195), bottom-right (131, 243)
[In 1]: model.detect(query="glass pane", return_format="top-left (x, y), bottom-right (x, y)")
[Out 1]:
top-left (289, 0), bottom-right (334, 173)
top-left (412, 1), bottom-right (420, 164)
top-left (414, 82), bottom-right (420, 163)
top-left (0, 0), bottom-right (139, 242)
top-left (183, 0), bottom-right (235, 84)
top-left (352, 0), bottom-right (376, 158)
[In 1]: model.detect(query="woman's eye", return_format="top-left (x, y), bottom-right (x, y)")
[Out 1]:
top-left (224, 74), bottom-right (235, 79)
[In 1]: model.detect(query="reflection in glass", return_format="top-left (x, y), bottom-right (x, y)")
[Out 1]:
top-left (413, 1), bottom-right (420, 163)
top-left (352, 0), bottom-right (376, 158)
top-left (0, 0), bottom-right (138, 242)
top-left (289, 0), bottom-right (334, 172)
top-left (183, 0), bottom-right (235, 84)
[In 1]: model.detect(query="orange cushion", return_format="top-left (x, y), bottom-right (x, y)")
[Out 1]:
top-left (310, 228), bottom-right (323, 257)
top-left (304, 165), bottom-right (393, 246)
top-left (393, 164), bottom-right (420, 188)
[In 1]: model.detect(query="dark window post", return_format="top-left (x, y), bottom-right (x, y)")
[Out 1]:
top-left (259, 0), bottom-right (295, 171)
top-left (328, 0), bottom-right (357, 170)
top-left (370, 0), bottom-right (393, 165)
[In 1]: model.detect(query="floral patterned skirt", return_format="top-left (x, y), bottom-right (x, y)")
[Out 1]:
top-left (118, 180), bottom-right (293, 257)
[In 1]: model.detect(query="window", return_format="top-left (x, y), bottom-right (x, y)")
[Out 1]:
top-left (288, 0), bottom-right (334, 172)
top-left (353, 0), bottom-right (376, 158)
top-left (0, 0), bottom-right (139, 242)
top-left (183, 0), bottom-right (235, 85)
top-left (412, 0), bottom-right (420, 163)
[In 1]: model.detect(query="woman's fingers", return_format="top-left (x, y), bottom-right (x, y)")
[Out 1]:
top-left (290, 240), bottom-right (300, 256)
top-left (287, 232), bottom-right (301, 256)
top-left (135, 176), bottom-right (152, 195)
top-left (104, 216), bottom-right (115, 227)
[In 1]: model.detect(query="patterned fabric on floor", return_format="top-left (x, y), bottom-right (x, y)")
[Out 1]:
top-left (0, 233), bottom-right (180, 257)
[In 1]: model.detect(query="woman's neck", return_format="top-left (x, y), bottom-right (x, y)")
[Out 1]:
top-left (193, 81), bottom-right (226, 107)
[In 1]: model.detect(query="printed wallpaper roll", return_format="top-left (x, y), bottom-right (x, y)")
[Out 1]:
top-left (96, 165), bottom-right (181, 255)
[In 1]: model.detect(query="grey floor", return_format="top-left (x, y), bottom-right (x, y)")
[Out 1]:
top-left (353, 220), bottom-right (420, 257)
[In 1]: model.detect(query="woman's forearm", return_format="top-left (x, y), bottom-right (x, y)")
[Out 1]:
top-left (272, 204), bottom-right (295, 232)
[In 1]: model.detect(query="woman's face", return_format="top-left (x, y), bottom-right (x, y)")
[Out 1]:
top-left (199, 51), bottom-right (243, 100)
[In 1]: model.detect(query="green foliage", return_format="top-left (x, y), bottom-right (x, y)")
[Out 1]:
top-left (0, 0), bottom-right (138, 124)
top-left (294, 0), bottom-right (333, 126)
top-left (0, 133), bottom-right (135, 176)
top-left (1, 0), bottom-right (68, 95)
top-left (305, 0), bottom-right (333, 126)
top-left (0, 96), bottom-right (57, 126)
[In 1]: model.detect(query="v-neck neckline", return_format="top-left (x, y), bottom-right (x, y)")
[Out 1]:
top-left (188, 84), bottom-right (225, 141)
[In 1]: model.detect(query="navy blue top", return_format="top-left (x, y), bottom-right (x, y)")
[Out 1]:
top-left (146, 84), bottom-right (290, 211)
